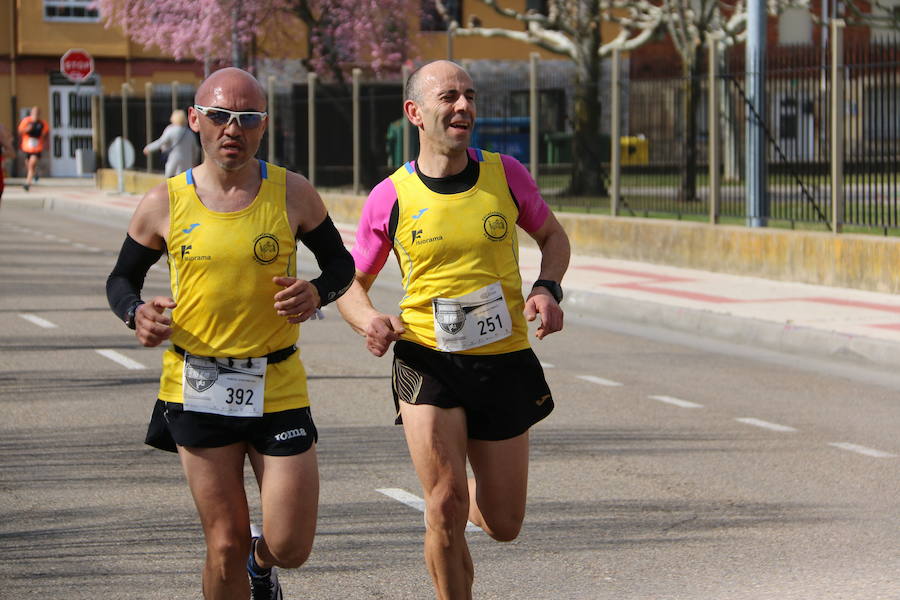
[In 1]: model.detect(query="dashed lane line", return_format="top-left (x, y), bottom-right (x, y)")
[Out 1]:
top-left (539, 362), bottom-right (555, 368)
top-left (649, 395), bottom-right (703, 409)
top-left (576, 375), bottom-right (623, 387)
top-left (735, 418), bottom-right (798, 433)
top-left (95, 349), bottom-right (147, 370)
top-left (376, 488), bottom-right (481, 533)
top-left (18, 313), bottom-right (58, 329)
top-left (828, 442), bottom-right (896, 458)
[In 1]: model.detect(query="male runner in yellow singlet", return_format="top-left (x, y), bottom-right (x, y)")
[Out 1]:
top-left (337, 60), bottom-right (570, 599)
top-left (106, 67), bottom-right (354, 600)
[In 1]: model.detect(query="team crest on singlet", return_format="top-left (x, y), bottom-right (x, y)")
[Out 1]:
top-left (433, 299), bottom-right (466, 334)
top-left (482, 212), bottom-right (509, 241)
top-left (253, 233), bottom-right (280, 264)
top-left (184, 355), bottom-right (218, 392)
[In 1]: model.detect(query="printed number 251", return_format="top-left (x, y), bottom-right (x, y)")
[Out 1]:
top-left (478, 315), bottom-right (502, 335)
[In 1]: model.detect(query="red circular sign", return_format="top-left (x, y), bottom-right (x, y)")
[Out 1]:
top-left (61, 48), bottom-right (94, 83)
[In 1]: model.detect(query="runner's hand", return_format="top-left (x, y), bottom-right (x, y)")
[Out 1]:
top-left (524, 290), bottom-right (563, 340)
top-left (136, 296), bottom-right (177, 347)
top-left (273, 276), bottom-right (321, 324)
top-left (365, 314), bottom-right (405, 357)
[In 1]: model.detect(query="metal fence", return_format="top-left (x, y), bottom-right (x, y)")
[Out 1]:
top-left (96, 29), bottom-right (900, 234)
top-left (616, 25), bottom-right (900, 233)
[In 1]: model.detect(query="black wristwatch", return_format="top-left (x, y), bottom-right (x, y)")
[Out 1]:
top-left (532, 279), bottom-right (563, 303)
top-left (125, 300), bottom-right (145, 330)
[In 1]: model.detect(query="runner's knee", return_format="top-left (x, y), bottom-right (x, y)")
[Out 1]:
top-left (265, 536), bottom-right (313, 569)
top-left (427, 482), bottom-right (470, 532)
top-left (205, 535), bottom-right (249, 578)
top-left (481, 512), bottom-right (523, 542)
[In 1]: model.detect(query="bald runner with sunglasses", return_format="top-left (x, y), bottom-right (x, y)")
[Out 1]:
top-left (106, 67), bottom-right (354, 600)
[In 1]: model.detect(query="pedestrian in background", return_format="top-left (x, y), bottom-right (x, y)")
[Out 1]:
top-left (143, 109), bottom-right (198, 177)
top-left (17, 106), bottom-right (50, 192)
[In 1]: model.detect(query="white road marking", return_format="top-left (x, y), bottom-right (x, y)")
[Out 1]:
top-left (828, 442), bottom-right (896, 458)
top-left (18, 313), bottom-right (58, 329)
top-left (539, 362), bottom-right (555, 368)
top-left (577, 375), bottom-right (623, 387)
top-left (649, 395), bottom-right (703, 409)
top-left (735, 418), bottom-right (797, 433)
top-left (95, 349), bottom-right (147, 370)
top-left (376, 488), bottom-right (480, 533)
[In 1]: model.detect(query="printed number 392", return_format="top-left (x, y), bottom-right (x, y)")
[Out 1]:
top-left (478, 315), bottom-right (502, 335)
top-left (225, 388), bottom-right (254, 405)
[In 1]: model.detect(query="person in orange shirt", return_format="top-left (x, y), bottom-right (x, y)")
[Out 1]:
top-left (17, 106), bottom-right (50, 191)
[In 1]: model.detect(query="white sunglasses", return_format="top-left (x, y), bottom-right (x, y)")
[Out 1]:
top-left (193, 104), bottom-right (267, 129)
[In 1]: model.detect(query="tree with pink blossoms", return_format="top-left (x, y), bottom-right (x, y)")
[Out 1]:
top-left (95, 0), bottom-right (415, 81)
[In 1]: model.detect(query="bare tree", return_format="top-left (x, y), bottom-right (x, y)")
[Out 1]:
top-left (662, 0), bottom-right (811, 200)
top-left (440, 0), bottom-right (821, 200)
top-left (438, 0), bottom-right (663, 196)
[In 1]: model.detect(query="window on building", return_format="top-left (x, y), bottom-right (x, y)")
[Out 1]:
top-left (44, 0), bottom-right (100, 22)
top-left (523, 0), bottom-right (548, 30)
top-left (526, 0), bottom-right (548, 14)
top-left (509, 89), bottom-right (566, 132)
top-left (421, 0), bottom-right (462, 32)
top-left (777, 8), bottom-right (813, 46)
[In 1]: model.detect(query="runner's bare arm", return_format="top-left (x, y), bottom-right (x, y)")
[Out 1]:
top-left (275, 172), bottom-right (354, 323)
top-left (285, 171), bottom-right (327, 234)
top-left (336, 271), bottom-right (405, 357)
top-left (128, 182), bottom-right (170, 249)
top-left (524, 211), bottom-right (570, 339)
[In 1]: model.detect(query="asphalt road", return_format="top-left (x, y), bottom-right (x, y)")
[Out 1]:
top-left (1, 203), bottom-right (898, 600)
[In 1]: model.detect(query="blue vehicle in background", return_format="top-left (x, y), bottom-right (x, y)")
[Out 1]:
top-left (470, 117), bottom-right (530, 163)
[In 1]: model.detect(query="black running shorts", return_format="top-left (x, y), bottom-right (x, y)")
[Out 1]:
top-left (145, 400), bottom-right (318, 456)
top-left (391, 340), bottom-right (554, 441)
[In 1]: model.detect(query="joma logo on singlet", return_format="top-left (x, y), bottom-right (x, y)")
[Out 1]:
top-left (274, 428), bottom-right (307, 441)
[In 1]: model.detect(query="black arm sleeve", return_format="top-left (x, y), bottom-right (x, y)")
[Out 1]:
top-left (106, 234), bottom-right (165, 321)
top-left (297, 215), bottom-right (355, 307)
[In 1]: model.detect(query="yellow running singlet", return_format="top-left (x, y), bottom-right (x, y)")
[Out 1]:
top-left (390, 150), bottom-right (529, 355)
top-left (157, 161), bottom-right (309, 413)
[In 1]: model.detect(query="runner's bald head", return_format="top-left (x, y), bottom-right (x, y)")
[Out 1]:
top-left (406, 60), bottom-right (471, 104)
top-left (195, 67), bottom-right (267, 110)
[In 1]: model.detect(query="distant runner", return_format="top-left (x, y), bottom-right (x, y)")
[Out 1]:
top-left (17, 106), bottom-right (50, 191)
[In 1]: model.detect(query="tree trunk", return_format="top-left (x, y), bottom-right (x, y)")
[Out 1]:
top-left (679, 45), bottom-right (703, 203)
top-left (567, 30), bottom-right (606, 196)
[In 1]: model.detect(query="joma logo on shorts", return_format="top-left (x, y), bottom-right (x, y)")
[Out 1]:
top-left (274, 428), bottom-right (306, 441)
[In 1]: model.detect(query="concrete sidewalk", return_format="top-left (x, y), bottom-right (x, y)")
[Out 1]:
top-left (4, 178), bottom-right (900, 370)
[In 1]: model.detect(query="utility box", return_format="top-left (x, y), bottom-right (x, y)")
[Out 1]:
top-left (543, 132), bottom-right (572, 164)
top-left (620, 135), bottom-right (649, 165)
top-left (75, 148), bottom-right (96, 176)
